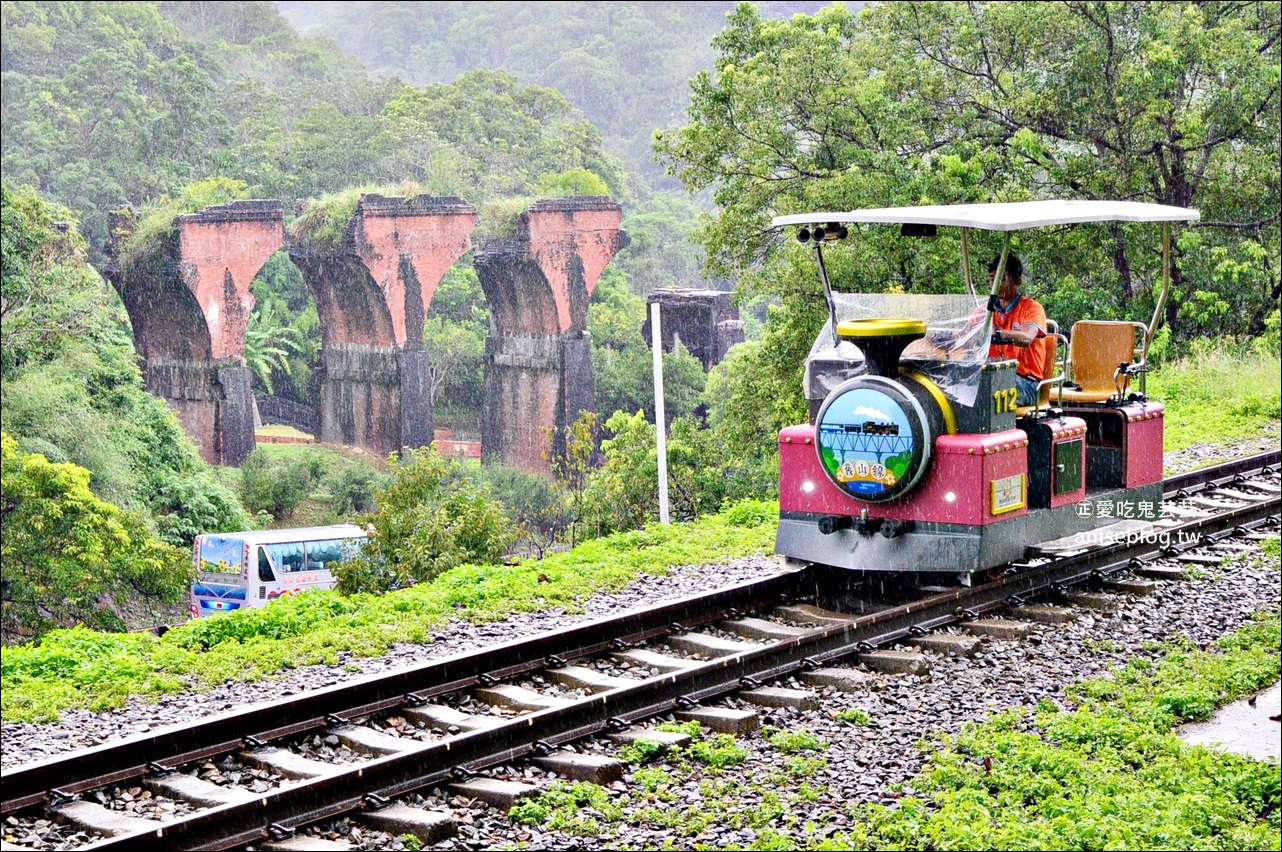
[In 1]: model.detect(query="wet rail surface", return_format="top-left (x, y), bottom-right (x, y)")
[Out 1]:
top-left (2, 451), bottom-right (1278, 851)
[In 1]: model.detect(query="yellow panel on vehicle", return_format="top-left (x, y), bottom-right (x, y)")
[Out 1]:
top-left (836, 318), bottom-right (927, 338)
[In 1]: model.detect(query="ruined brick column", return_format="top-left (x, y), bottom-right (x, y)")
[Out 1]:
top-left (288, 195), bottom-right (477, 455)
top-left (643, 288), bottom-right (746, 371)
top-left (475, 198), bottom-right (629, 474)
top-left (105, 200), bottom-right (284, 466)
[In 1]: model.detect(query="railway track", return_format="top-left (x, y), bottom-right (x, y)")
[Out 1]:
top-left (2, 451), bottom-right (1278, 851)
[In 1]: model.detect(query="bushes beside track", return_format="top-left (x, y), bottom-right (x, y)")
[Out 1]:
top-left (0, 501), bottom-right (777, 723)
top-left (1148, 340), bottom-right (1281, 454)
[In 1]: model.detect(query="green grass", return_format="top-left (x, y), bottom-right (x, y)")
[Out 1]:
top-left (288, 182), bottom-right (423, 252)
top-left (1148, 341), bottom-right (1280, 454)
top-left (255, 424), bottom-right (313, 440)
top-left (0, 503), bottom-right (777, 722)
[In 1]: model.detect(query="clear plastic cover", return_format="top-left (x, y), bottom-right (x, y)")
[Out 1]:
top-left (806, 292), bottom-right (991, 408)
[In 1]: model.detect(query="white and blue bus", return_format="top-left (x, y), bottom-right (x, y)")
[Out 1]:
top-left (190, 524), bottom-right (366, 618)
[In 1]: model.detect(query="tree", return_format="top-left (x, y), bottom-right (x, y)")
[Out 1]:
top-left (655, 1), bottom-right (1280, 450)
top-left (249, 254), bottom-right (321, 404)
top-left (423, 316), bottom-right (485, 411)
top-left (867, 1), bottom-right (1280, 337)
top-left (1, 2), bottom-right (231, 256)
top-left (577, 409), bottom-right (768, 539)
top-left (272, 1), bottom-right (785, 186)
top-left (423, 265), bottom-right (488, 425)
top-left (243, 299), bottom-right (305, 395)
top-left (1, 182), bottom-right (251, 544)
top-left (381, 68), bottom-right (627, 201)
top-left (545, 410), bottom-right (598, 547)
top-left (578, 411), bottom-right (657, 538)
top-left (613, 194), bottom-right (708, 296)
top-left (589, 269), bottom-right (709, 422)
top-left (1, 183), bottom-right (101, 377)
top-left (1, 433), bottom-right (190, 642)
top-left (334, 446), bottom-right (518, 594)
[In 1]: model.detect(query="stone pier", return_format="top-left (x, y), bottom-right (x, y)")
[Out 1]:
top-left (289, 195), bottom-right (477, 455)
top-left (105, 200), bottom-right (284, 466)
top-left (643, 288), bottom-right (745, 370)
top-left (475, 198), bottom-right (629, 474)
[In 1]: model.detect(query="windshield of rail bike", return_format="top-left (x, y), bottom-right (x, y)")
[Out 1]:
top-left (808, 292), bottom-right (992, 408)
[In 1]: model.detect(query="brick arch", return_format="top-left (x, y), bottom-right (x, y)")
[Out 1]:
top-left (475, 197), bottom-right (629, 474)
top-left (286, 194), bottom-right (478, 455)
top-left (105, 201), bottom-right (285, 466)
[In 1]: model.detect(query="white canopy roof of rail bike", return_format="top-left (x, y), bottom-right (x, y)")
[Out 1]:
top-left (772, 199), bottom-right (1200, 231)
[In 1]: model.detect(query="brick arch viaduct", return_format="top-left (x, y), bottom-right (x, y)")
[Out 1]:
top-left (103, 195), bottom-right (628, 474)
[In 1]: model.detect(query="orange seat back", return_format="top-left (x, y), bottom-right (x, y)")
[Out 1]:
top-left (1068, 321), bottom-right (1145, 397)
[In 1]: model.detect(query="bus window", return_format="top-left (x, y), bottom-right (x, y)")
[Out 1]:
top-left (305, 539), bottom-right (347, 571)
top-left (257, 546), bottom-right (276, 583)
top-left (265, 541), bottom-right (305, 573)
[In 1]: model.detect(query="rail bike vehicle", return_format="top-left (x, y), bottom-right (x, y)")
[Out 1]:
top-left (772, 200), bottom-right (1199, 583)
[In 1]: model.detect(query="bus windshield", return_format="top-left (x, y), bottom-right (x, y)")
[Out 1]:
top-left (197, 535), bottom-right (246, 576)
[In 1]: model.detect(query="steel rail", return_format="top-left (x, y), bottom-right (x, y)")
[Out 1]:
top-left (1163, 449), bottom-right (1279, 495)
top-left (1, 572), bottom-right (799, 813)
top-left (82, 457), bottom-right (1280, 851)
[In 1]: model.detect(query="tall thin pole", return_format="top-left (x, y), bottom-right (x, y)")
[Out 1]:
top-left (650, 301), bottom-right (670, 524)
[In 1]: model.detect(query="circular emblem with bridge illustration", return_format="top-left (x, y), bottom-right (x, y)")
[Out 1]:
top-left (814, 377), bottom-right (932, 502)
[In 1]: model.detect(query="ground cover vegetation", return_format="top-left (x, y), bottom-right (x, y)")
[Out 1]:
top-left (0, 500), bottom-right (776, 722)
top-left (1146, 332), bottom-right (1281, 454)
top-left (501, 609), bottom-right (1280, 849)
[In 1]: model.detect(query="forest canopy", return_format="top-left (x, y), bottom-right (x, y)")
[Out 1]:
top-left (654, 1), bottom-right (1280, 446)
top-left (1, 1), bottom-right (625, 261)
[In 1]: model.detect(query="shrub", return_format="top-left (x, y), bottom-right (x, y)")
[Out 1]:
top-left (115, 178), bottom-right (249, 274)
top-left (468, 461), bottom-right (570, 553)
top-left (327, 464), bottom-right (385, 516)
top-left (474, 197), bottom-right (533, 243)
top-left (239, 448), bottom-right (318, 520)
top-left (288, 182), bottom-right (423, 253)
top-left (721, 498), bottom-right (776, 527)
top-left (1, 434), bottom-right (191, 642)
top-left (334, 446), bottom-right (518, 594)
